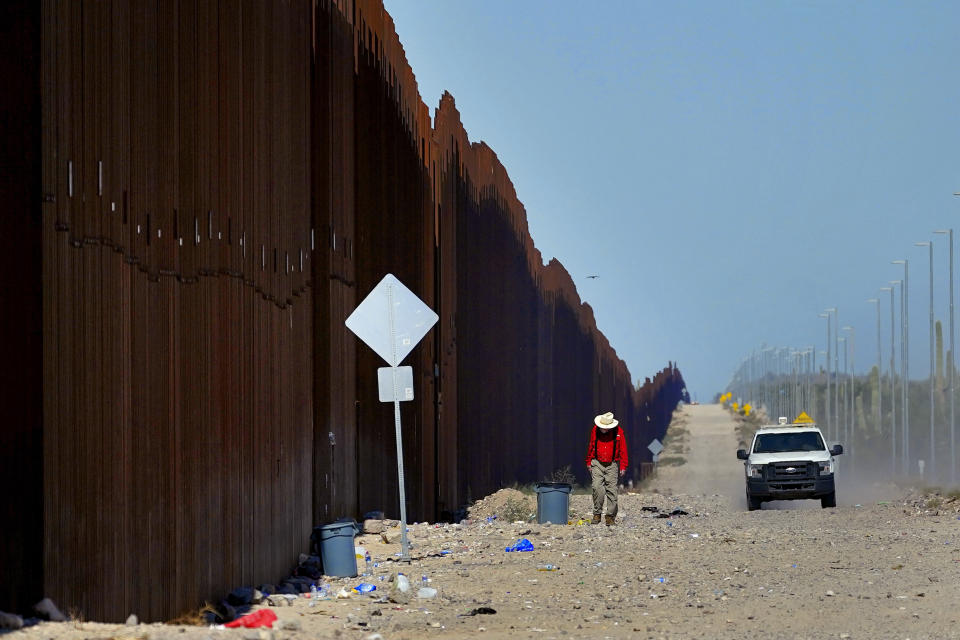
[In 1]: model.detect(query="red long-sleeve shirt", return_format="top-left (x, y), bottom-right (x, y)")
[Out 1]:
top-left (585, 425), bottom-right (628, 472)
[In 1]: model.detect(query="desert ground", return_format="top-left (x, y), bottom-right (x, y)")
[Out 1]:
top-left (6, 403), bottom-right (960, 639)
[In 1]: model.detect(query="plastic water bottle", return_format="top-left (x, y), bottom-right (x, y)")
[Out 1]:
top-left (364, 551), bottom-right (372, 576)
top-left (537, 564), bottom-right (559, 571)
top-left (421, 574), bottom-right (428, 586)
top-left (310, 583), bottom-right (319, 598)
top-left (318, 582), bottom-right (330, 599)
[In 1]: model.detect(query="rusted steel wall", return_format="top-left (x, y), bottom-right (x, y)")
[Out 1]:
top-left (309, 0), bottom-right (687, 522)
top-left (310, 0), bottom-right (439, 525)
top-left (0, 0), bottom-right (42, 616)
top-left (430, 95), bottom-right (686, 501)
top-left (39, 0), bottom-right (313, 623)
top-left (16, 0), bottom-right (687, 622)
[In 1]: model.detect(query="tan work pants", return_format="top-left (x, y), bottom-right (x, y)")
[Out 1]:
top-left (590, 459), bottom-right (619, 516)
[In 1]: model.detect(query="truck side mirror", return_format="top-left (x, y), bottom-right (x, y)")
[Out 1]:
top-left (830, 444), bottom-right (844, 456)
top-left (736, 449), bottom-right (748, 460)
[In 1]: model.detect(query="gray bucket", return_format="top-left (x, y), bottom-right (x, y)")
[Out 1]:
top-left (318, 520), bottom-right (360, 577)
top-left (534, 482), bottom-right (572, 524)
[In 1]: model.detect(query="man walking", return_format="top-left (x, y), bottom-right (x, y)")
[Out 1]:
top-left (585, 411), bottom-right (628, 525)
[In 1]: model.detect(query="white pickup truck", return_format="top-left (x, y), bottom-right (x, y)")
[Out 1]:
top-left (736, 418), bottom-right (843, 511)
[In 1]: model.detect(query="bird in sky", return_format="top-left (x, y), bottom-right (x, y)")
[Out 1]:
top-left (586, 275), bottom-right (599, 279)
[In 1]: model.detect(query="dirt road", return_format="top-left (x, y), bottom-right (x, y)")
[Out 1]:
top-left (646, 403), bottom-right (744, 504)
top-left (10, 404), bottom-right (960, 639)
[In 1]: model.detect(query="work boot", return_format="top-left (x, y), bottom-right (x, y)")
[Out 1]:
top-left (604, 515), bottom-right (615, 526)
top-left (591, 514), bottom-right (601, 525)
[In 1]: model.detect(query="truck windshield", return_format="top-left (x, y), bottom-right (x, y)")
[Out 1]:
top-left (753, 431), bottom-right (825, 453)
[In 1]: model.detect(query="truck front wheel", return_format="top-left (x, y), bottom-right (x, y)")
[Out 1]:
top-left (747, 494), bottom-right (762, 511)
top-left (820, 492), bottom-right (836, 508)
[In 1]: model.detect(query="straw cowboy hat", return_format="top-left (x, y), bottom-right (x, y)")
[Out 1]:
top-left (594, 411), bottom-right (619, 430)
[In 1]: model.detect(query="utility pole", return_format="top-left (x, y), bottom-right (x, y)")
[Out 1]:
top-left (843, 325), bottom-right (855, 466)
top-left (839, 336), bottom-right (847, 449)
top-left (893, 260), bottom-right (909, 473)
top-left (915, 241), bottom-right (934, 479)
top-left (868, 298), bottom-right (882, 467)
top-left (827, 308), bottom-right (839, 442)
top-left (935, 228), bottom-right (954, 485)
top-left (886, 282), bottom-right (899, 474)
top-left (820, 313), bottom-right (831, 436)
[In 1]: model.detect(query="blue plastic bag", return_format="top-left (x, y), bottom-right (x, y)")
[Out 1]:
top-left (504, 538), bottom-right (534, 552)
top-left (353, 583), bottom-right (377, 593)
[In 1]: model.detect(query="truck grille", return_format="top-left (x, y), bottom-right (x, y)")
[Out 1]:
top-left (763, 461), bottom-right (818, 491)
top-left (767, 461), bottom-right (816, 480)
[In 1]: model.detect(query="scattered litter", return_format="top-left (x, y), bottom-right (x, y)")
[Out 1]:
top-left (656, 577), bottom-right (667, 583)
top-left (642, 506), bottom-right (659, 512)
top-left (335, 588), bottom-right (351, 599)
top-left (354, 583), bottom-right (377, 593)
top-left (224, 609), bottom-right (277, 629)
top-left (505, 538), bottom-right (534, 552)
top-left (690, 533), bottom-right (699, 538)
top-left (417, 587), bottom-right (438, 599)
top-left (537, 564), bottom-right (559, 571)
top-left (670, 509), bottom-right (689, 516)
top-left (459, 607), bottom-right (497, 617)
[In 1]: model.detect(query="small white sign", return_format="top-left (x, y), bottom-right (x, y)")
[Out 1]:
top-left (647, 438), bottom-right (664, 456)
top-left (377, 366), bottom-right (414, 403)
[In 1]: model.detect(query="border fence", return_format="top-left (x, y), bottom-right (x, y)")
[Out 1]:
top-left (1, 0), bottom-right (686, 622)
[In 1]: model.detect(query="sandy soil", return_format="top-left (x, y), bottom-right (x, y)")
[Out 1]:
top-left (8, 404), bottom-right (960, 640)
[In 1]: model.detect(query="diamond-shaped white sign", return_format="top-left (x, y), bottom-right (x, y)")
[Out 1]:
top-left (647, 438), bottom-right (664, 456)
top-left (345, 274), bottom-right (438, 367)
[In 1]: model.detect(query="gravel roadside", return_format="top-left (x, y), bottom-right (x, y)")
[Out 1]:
top-left (7, 406), bottom-right (960, 640)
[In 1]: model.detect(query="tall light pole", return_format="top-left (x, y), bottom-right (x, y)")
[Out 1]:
top-left (843, 325), bottom-right (855, 464)
top-left (915, 241), bottom-right (935, 479)
top-left (826, 307), bottom-right (839, 441)
top-left (820, 313), bottom-right (831, 432)
top-left (893, 260), bottom-right (909, 473)
top-left (868, 299), bottom-right (882, 464)
top-left (934, 228), bottom-right (954, 486)
top-left (881, 285), bottom-right (897, 473)
top-left (819, 350), bottom-right (828, 425)
top-left (952, 192), bottom-right (960, 482)
top-left (839, 335), bottom-right (847, 450)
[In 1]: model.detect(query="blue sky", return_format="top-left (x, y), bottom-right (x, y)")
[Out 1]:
top-left (384, 0), bottom-right (960, 400)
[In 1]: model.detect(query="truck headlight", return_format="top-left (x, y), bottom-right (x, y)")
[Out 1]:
top-left (818, 460), bottom-right (834, 475)
top-left (747, 464), bottom-right (765, 478)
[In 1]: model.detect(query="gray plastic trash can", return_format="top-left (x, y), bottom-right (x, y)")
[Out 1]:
top-left (318, 520), bottom-right (360, 577)
top-left (534, 482), bottom-right (573, 524)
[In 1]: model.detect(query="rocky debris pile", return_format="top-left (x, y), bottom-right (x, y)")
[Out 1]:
top-left (467, 488), bottom-right (536, 522)
top-left (0, 597), bottom-right (68, 630)
top-left (900, 489), bottom-right (960, 516)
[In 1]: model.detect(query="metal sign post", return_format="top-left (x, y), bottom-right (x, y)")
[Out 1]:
top-left (346, 274), bottom-right (438, 562)
top-left (386, 282), bottom-right (411, 560)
